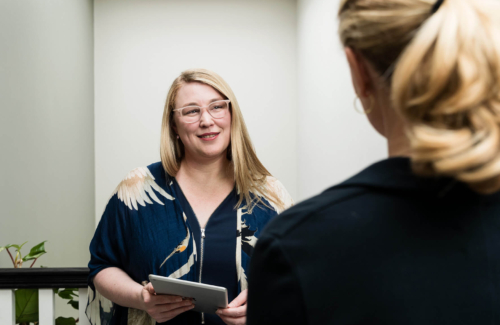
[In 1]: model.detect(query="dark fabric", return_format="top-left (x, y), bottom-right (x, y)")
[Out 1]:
top-left (248, 157), bottom-right (500, 325)
top-left (432, 0), bottom-right (445, 13)
top-left (172, 179), bottom-right (239, 325)
top-left (247, 235), bottom-right (307, 324)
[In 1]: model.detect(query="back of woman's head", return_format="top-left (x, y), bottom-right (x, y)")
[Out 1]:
top-left (339, 0), bottom-right (500, 193)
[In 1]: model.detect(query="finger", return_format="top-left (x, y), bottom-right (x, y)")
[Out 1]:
top-left (145, 282), bottom-right (156, 295)
top-left (228, 289), bottom-right (247, 308)
top-left (159, 303), bottom-right (196, 320)
top-left (141, 285), bottom-right (153, 305)
top-left (218, 314), bottom-right (246, 325)
top-left (217, 305), bottom-right (246, 317)
top-left (157, 299), bottom-right (194, 312)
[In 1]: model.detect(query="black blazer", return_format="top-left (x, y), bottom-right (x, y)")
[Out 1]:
top-left (247, 158), bottom-right (500, 325)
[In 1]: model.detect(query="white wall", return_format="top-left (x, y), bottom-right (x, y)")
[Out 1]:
top-left (0, 0), bottom-right (94, 319)
top-left (296, 0), bottom-right (386, 200)
top-left (94, 0), bottom-right (298, 221)
top-left (0, 0), bottom-right (94, 268)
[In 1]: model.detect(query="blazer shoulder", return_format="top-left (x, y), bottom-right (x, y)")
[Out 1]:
top-left (262, 184), bottom-right (368, 239)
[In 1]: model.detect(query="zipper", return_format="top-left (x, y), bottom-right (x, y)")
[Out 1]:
top-left (200, 228), bottom-right (206, 324)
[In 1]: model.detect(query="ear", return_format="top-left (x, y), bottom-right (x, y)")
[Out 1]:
top-left (345, 47), bottom-right (373, 98)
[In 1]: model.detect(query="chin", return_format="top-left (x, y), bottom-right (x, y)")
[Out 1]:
top-left (198, 148), bottom-right (228, 159)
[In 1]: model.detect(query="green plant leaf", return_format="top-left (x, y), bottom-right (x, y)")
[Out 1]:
top-left (15, 288), bottom-right (38, 323)
top-left (55, 316), bottom-right (76, 325)
top-left (0, 244), bottom-right (14, 253)
top-left (64, 288), bottom-right (78, 291)
top-left (67, 299), bottom-right (79, 310)
top-left (11, 241), bottom-right (28, 251)
top-left (22, 241), bottom-right (47, 262)
top-left (53, 288), bottom-right (59, 294)
top-left (58, 289), bottom-right (78, 300)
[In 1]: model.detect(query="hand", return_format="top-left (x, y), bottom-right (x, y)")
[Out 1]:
top-left (140, 282), bottom-right (195, 323)
top-left (216, 289), bottom-right (247, 325)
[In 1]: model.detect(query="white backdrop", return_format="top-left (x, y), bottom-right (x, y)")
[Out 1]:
top-left (297, 0), bottom-right (386, 200)
top-left (1, 0), bottom-right (95, 319)
top-left (94, 0), bottom-right (388, 222)
top-left (0, 0), bottom-right (94, 267)
top-left (94, 0), bottom-right (298, 222)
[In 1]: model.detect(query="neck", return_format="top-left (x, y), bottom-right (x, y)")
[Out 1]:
top-left (387, 128), bottom-right (411, 158)
top-left (378, 93), bottom-right (411, 158)
top-left (177, 151), bottom-right (233, 185)
top-left (384, 111), bottom-right (411, 158)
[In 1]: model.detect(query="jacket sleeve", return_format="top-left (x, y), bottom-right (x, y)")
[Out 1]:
top-left (86, 194), bottom-right (128, 325)
top-left (88, 194), bottom-right (129, 283)
top-left (247, 234), bottom-right (307, 325)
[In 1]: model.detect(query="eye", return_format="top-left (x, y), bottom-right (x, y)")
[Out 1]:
top-left (210, 101), bottom-right (228, 110)
top-left (183, 107), bottom-right (200, 116)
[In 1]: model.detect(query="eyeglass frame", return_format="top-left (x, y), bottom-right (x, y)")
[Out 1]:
top-left (172, 99), bottom-right (231, 124)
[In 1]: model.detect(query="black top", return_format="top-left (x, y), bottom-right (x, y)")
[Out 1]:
top-left (172, 179), bottom-right (238, 325)
top-left (247, 157), bottom-right (500, 325)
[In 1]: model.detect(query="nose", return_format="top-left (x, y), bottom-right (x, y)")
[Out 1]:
top-left (199, 108), bottom-right (214, 127)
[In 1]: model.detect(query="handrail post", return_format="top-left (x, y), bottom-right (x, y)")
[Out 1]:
top-left (0, 289), bottom-right (15, 325)
top-left (39, 288), bottom-right (55, 325)
top-left (79, 287), bottom-right (91, 325)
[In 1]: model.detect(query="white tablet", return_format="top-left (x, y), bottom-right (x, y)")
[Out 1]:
top-left (149, 274), bottom-right (228, 314)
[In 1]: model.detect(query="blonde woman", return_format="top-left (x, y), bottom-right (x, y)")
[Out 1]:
top-left (86, 69), bottom-right (293, 325)
top-left (248, 0), bottom-right (500, 324)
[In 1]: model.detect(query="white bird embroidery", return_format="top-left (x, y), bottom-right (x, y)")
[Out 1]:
top-left (240, 221), bottom-right (258, 248)
top-left (160, 214), bottom-right (191, 268)
top-left (166, 214), bottom-right (197, 279)
top-left (113, 167), bottom-right (174, 211)
top-left (86, 286), bottom-right (113, 325)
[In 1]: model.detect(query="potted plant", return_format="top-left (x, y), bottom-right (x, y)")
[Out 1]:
top-left (1, 242), bottom-right (80, 325)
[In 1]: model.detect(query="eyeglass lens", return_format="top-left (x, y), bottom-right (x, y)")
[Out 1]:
top-left (180, 100), bottom-right (228, 123)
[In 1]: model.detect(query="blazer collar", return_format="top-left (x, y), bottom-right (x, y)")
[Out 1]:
top-left (333, 157), bottom-right (467, 197)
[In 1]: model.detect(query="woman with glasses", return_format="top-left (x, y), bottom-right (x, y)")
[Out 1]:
top-left (248, 0), bottom-right (500, 324)
top-left (86, 69), bottom-right (293, 325)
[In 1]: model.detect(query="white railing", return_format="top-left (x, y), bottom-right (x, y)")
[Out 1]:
top-left (0, 268), bottom-right (90, 325)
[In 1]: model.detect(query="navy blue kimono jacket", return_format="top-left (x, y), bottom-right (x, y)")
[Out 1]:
top-left (86, 162), bottom-right (292, 325)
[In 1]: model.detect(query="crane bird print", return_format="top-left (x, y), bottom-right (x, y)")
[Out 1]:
top-left (114, 166), bottom-right (174, 210)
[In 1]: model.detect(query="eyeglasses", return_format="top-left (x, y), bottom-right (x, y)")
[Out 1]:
top-left (173, 100), bottom-right (230, 124)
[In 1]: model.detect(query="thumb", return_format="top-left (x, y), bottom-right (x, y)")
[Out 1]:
top-left (144, 282), bottom-right (156, 295)
top-left (228, 289), bottom-right (247, 308)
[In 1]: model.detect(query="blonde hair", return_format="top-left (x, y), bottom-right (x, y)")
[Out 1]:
top-left (160, 69), bottom-right (284, 211)
top-left (339, 0), bottom-right (500, 193)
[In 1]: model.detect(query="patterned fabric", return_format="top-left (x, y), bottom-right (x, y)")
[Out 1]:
top-left (86, 161), bottom-right (293, 325)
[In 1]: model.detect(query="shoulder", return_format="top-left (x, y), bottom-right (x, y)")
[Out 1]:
top-left (261, 178), bottom-right (369, 240)
top-left (262, 158), bottom-right (415, 236)
top-left (259, 157), bottom-right (455, 240)
top-left (111, 162), bottom-right (174, 211)
top-left (262, 176), bottom-right (294, 214)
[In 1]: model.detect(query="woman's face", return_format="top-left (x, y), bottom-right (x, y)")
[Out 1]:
top-left (173, 82), bottom-right (232, 161)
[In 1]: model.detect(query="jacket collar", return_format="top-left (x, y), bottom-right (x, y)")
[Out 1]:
top-left (332, 157), bottom-right (471, 198)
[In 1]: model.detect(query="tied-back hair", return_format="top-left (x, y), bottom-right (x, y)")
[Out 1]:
top-left (339, 0), bottom-right (500, 193)
top-left (160, 69), bottom-right (284, 212)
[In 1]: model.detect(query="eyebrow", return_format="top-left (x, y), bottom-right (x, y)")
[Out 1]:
top-left (181, 98), bottom-right (224, 107)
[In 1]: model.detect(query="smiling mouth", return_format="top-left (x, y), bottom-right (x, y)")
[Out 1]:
top-left (198, 133), bottom-right (219, 139)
